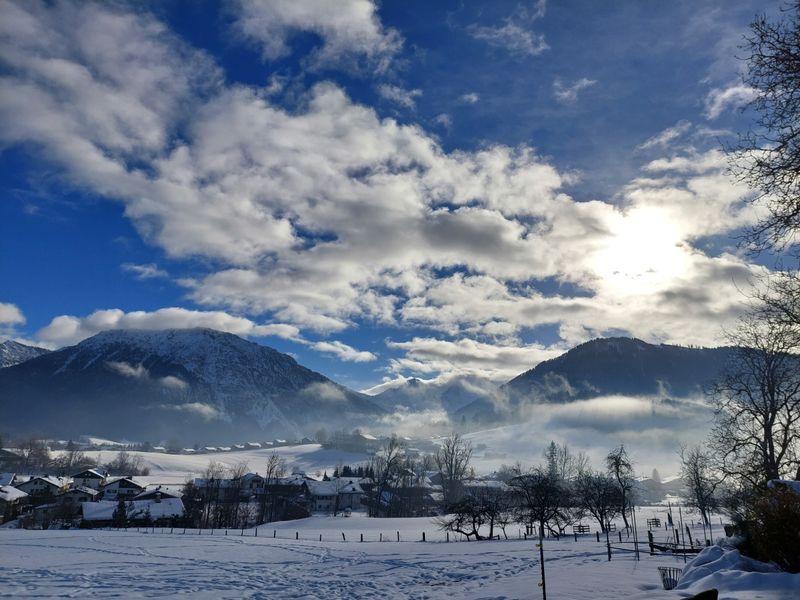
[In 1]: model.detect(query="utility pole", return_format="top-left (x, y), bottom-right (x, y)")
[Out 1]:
top-left (538, 522), bottom-right (547, 600)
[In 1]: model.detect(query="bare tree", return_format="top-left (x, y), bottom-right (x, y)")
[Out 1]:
top-left (259, 453), bottom-right (287, 523)
top-left (576, 471), bottom-right (621, 533)
top-left (680, 444), bottom-right (720, 526)
top-left (510, 467), bottom-right (569, 537)
top-left (435, 433), bottom-right (473, 506)
top-left (731, 1), bottom-right (800, 251)
top-left (710, 314), bottom-right (800, 487)
top-left (545, 441), bottom-right (589, 481)
top-left (606, 445), bottom-right (635, 529)
top-left (368, 435), bottom-right (405, 517)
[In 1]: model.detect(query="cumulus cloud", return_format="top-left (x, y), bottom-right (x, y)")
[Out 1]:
top-left (34, 307), bottom-right (302, 347)
top-left (311, 340), bottom-right (377, 362)
top-left (0, 1), bottom-right (768, 383)
top-left (0, 302), bottom-right (25, 325)
top-left (231, 0), bottom-right (402, 73)
top-left (553, 77), bottom-right (596, 104)
top-left (122, 263), bottom-right (168, 279)
top-left (704, 83), bottom-right (758, 119)
top-left (376, 84), bottom-right (422, 109)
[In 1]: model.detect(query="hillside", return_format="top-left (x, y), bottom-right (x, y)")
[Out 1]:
top-left (457, 337), bottom-right (734, 423)
top-left (0, 328), bottom-right (384, 443)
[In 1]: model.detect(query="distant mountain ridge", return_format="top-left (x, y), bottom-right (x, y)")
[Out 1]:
top-left (0, 340), bottom-right (50, 368)
top-left (369, 376), bottom-right (498, 415)
top-left (0, 328), bottom-right (384, 443)
top-left (456, 337), bottom-right (735, 423)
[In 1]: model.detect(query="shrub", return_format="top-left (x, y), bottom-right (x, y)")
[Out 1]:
top-left (737, 487), bottom-right (800, 572)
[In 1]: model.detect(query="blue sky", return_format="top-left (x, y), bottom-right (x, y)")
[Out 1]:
top-left (0, 0), bottom-right (777, 391)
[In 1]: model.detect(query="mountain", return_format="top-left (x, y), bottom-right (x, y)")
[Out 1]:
top-left (0, 328), bottom-right (384, 443)
top-left (368, 376), bottom-right (499, 415)
top-left (0, 340), bottom-right (50, 368)
top-left (457, 337), bottom-right (735, 423)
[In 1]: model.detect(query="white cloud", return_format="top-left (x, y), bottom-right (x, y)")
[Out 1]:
top-left (459, 92), bottom-right (480, 104)
top-left (0, 302), bottom-right (25, 325)
top-left (106, 361), bottom-right (149, 379)
top-left (163, 402), bottom-right (221, 420)
top-left (311, 340), bottom-right (377, 362)
top-left (469, 22), bottom-right (548, 57)
top-left (376, 84), bottom-right (422, 109)
top-left (0, 1), bottom-right (770, 384)
top-left (232, 0), bottom-right (402, 73)
top-left (553, 77), bottom-right (596, 104)
top-left (704, 83), bottom-right (758, 119)
top-left (433, 113), bottom-right (452, 128)
top-left (122, 263), bottom-right (168, 279)
top-left (637, 120), bottom-right (692, 150)
top-left (34, 307), bottom-right (301, 348)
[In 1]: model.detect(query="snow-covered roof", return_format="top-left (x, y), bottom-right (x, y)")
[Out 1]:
top-left (82, 498), bottom-right (185, 521)
top-left (0, 485), bottom-right (28, 502)
top-left (104, 477), bottom-right (145, 489)
top-left (359, 433), bottom-right (378, 441)
top-left (16, 476), bottom-right (67, 489)
top-left (245, 442), bottom-right (261, 448)
top-left (63, 485), bottom-right (99, 496)
top-left (134, 487), bottom-right (182, 500)
top-left (73, 468), bottom-right (105, 479)
top-left (306, 480), bottom-right (338, 496)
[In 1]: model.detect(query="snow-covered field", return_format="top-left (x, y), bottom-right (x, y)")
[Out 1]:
top-left (54, 444), bottom-right (370, 485)
top-left (2, 513), bottom-right (797, 599)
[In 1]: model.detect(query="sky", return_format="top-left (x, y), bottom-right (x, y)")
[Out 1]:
top-left (0, 0), bottom-right (779, 392)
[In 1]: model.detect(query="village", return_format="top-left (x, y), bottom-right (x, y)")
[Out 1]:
top-left (0, 434), bottom-right (683, 536)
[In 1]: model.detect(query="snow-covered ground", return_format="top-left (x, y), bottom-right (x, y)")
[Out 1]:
top-left (2, 512), bottom-right (796, 599)
top-left (52, 444), bottom-right (370, 485)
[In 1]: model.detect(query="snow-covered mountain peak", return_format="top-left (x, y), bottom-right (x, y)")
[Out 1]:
top-left (0, 339), bottom-right (50, 368)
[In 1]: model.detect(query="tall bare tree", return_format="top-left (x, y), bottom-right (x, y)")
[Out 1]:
top-left (606, 445), bottom-right (635, 529)
top-left (680, 444), bottom-right (719, 526)
top-left (435, 433), bottom-right (473, 506)
top-left (710, 314), bottom-right (800, 487)
top-left (576, 471), bottom-right (621, 533)
top-left (732, 1), bottom-right (800, 251)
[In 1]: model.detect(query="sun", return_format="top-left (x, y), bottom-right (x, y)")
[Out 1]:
top-left (592, 207), bottom-right (691, 296)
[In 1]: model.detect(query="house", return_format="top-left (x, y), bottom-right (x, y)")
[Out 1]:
top-left (15, 476), bottom-right (69, 499)
top-left (151, 446), bottom-right (166, 453)
top-left (60, 485), bottom-right (99, 505)
top-left (240, 473), bottom-right (265, 497)
top-left (134, 486), bottom-right (183, 501)
top-left (233, 444), bottom-right (245, 451)
top-left (0, 485), bottom-right (28, 522)
top-left (72, 468), bottom-right (106, 490)
top-left (102, 478), bottom-right (146, 500)
top-left (306, 480), bottom-right (338, 512)
top-left (334, 479), bottom-right (365, 510)
top-left (0, 472), bottom-right (17, 487)
top-left (245, 442), bottom-right (262, 449)
top-left (82, 498), bottom-right (185, 526)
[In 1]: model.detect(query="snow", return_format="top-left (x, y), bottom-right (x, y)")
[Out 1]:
top-left (52, 444), bottom-right (369, 485)
top-left (2, 516), bottom-right (795, 599)
top-left (0, 485), bottom-right (27, 502)
top-left (82, 498), bottom-right (185, 521)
